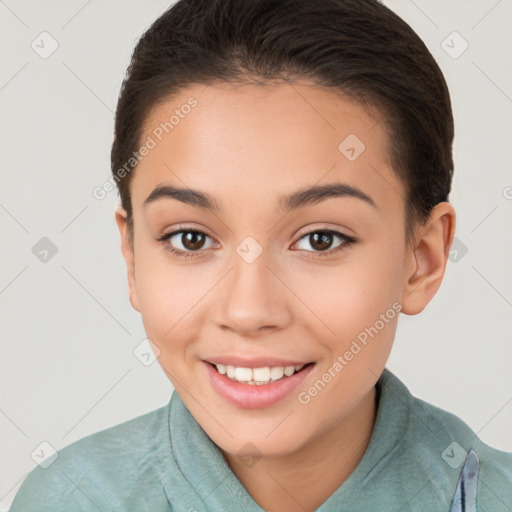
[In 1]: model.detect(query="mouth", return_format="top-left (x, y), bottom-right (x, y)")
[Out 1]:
top-left (209, 362), bottom-right (311, 385)
top-left (203, 359), bottom-right (316, 409)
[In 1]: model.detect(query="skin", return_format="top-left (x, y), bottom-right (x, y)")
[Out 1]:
top-left (115, 80), bottom-right (455, 511)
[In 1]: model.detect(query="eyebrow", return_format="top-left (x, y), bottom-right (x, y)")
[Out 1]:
top-left (143, 182), bottom-right (376, 212)
top-left (280, 183), bottom-right (376, 211)
top-left (144, 183), bottom-right (222, 212)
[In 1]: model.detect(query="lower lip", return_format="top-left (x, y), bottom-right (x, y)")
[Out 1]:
top-left (203, 361), bottom-right (315, 409)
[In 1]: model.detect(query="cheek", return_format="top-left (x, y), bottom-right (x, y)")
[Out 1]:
top-left (132, 244), bottom-right (205, 350)
top-left (289, 242), bottom-right (404, 337)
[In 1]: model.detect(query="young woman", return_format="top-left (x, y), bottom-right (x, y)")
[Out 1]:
top-left (10, 1), bottom-right (512, 510)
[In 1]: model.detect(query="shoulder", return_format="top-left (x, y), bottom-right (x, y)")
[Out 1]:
top-left (381, 369), bottom-right (512, 509)
top-left (412, 392), bottom-right (512, 508)
top-left (9, 402), bottom-right (173, 512)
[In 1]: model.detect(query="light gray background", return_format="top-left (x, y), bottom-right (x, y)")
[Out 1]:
top-left (1, 0), bottom-right (511, 508)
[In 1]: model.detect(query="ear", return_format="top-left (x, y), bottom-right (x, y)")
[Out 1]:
top-left (115, 205), bottom-right (140, 312)
top-left (401, 202), bottom-right (456, 315)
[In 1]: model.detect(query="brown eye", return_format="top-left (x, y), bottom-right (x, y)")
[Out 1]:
top-left (293, 229), bottom-right (356, 257)
top-left (156, 228), bottom-right (216, 257)
top-left (180, 231), bottom-right (206, 250)
top-left (309, 232), bottom-right (334, 251)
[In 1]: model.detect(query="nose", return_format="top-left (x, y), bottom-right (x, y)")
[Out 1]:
top-left (213, 247), bottom-right (292, 338)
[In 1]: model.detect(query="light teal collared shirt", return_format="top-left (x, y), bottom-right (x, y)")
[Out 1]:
top-left (9, 368), bottom-right (512, 511)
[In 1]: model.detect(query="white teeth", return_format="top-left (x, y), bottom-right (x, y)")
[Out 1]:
top-left (252, 367), bottom-right (270, 381)
top-left (214, 363), bottom-right (307, 384)
top-left (270, 367), bottom-right (284, 380)
top-left (234, 367), bottom-right (252, 382)
top-left (284, 366), bottom-right (295, 376)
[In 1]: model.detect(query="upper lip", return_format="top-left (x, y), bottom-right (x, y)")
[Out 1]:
top-left (204, 356), bottom-right (313, 368)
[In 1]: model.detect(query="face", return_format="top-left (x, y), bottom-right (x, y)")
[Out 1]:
top-left (117, 81), bottom-right (426, 458)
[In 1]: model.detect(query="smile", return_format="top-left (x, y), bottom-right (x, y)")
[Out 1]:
top-left (203, 360), bottom-right (315, 409)
top-left (213, 363), bottom-right (306, 385)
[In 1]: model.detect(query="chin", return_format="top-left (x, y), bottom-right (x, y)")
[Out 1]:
top-left (208, 421), bottom-right (310, 460)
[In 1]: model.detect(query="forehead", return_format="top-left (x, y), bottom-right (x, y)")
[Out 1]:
top-left (132, 81), bottom-right (404, 217)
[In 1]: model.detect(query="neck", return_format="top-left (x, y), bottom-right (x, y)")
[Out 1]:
top-left (223, 385), bottom-right (378, 512)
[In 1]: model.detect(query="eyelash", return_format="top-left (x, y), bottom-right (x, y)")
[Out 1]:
top-left (154, 226), bottom-right (357, 260)
top-left (154, 227), bottom-right (214, 260)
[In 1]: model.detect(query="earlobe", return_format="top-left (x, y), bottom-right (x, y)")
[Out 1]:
top-left (114, 205), bottom-right (140, 312)
top-left (401, 202), bottom-right (456, 315)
